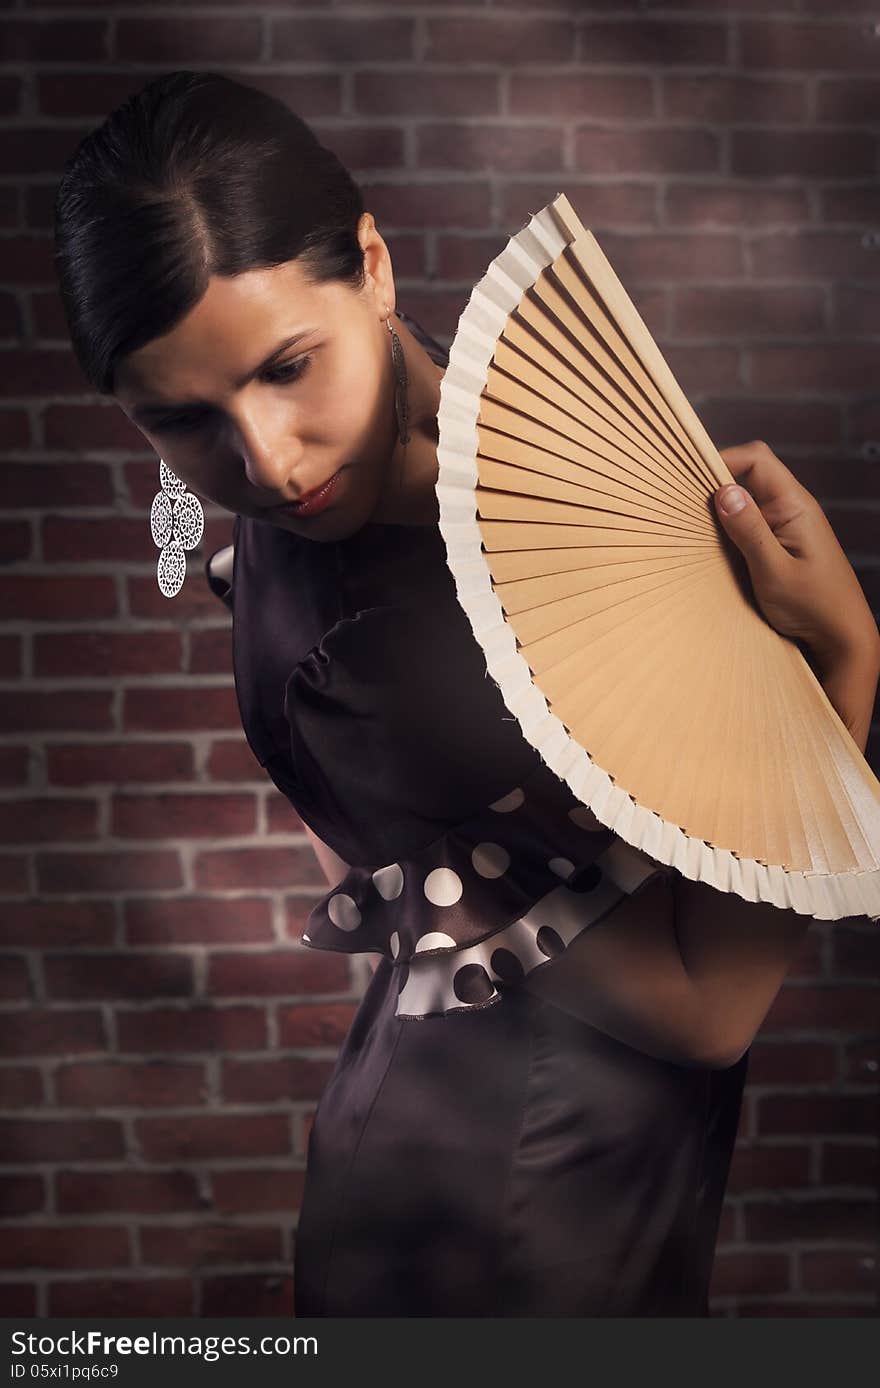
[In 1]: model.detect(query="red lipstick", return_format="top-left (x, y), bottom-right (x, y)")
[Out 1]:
top-left (278, 469), bottom-right (343, 518)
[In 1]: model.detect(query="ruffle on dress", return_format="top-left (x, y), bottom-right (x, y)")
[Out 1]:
top-left (300, 756), bottom-right (676, 1020)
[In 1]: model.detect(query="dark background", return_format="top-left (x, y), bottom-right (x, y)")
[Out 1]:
top-left (0, 0), bottom-right (877, 1318)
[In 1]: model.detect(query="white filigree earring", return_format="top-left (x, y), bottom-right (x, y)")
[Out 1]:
top-left (150, 458), bottom-right (204, 598)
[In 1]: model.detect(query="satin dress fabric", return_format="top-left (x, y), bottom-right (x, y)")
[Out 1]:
top-left (207, 310), bottom-right (749, 1317)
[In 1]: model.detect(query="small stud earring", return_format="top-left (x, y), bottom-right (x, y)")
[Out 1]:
top-left (150, 458), bottom-right (204, 598)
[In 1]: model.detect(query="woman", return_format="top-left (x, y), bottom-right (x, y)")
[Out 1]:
top-left (53, 71), bottom-right (880, 1317)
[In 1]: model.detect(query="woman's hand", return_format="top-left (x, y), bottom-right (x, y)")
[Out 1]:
top-left (713, 440), bottom-right (880, 674)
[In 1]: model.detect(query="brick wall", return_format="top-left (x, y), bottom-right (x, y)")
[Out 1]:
top-left (0, 0), bottom-right (877, 1319)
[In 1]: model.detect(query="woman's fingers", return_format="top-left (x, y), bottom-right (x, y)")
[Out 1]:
top-left (718, 440), bottom-right (813, 531)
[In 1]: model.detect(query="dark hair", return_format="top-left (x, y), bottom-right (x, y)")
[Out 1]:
top-left (53, 70), bottom-right (366, 396)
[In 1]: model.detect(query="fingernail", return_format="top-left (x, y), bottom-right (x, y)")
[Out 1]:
top-left (719, 485), bottom-right (746, 515)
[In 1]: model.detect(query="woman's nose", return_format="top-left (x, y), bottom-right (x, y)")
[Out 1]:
top-left (230, 407), bottom-right (304, 494)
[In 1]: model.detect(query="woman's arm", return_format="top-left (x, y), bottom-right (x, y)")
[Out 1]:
top-left (525, 649), bottom-right (880, 1070)
top-left (301, 823), bottom-right (383, 975)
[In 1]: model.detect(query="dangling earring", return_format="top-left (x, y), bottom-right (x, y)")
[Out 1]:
top-left (385, 306), bottom-right (409, 446)
top-left (150, 458), bottom-right (204, 598)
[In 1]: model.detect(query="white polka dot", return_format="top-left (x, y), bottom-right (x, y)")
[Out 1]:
top-left (414, 931), bottom-right (458, 953)
top-left (372, 862), bottom-right (404, 900)
top-left (389, 930), bottom-right (400, 959)
top-left (472, 842), bottom-right (510, 879)
top-left (548, 856), bottom-right (576, 879)
top-left (568, 805), bottom-right (604, 832)
top-left (302, 933), bottom-right (310, 943)
top-left (327, 892), bottom-right (361, 930)
top-left (490, 787), bottom-right (524, 813)
top-left (424, 867), bottom-right (463, 906)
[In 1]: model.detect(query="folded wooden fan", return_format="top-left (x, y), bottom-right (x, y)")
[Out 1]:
top-left (434, 191), bottom-right (880, 924)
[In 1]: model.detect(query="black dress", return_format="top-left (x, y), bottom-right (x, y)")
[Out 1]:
top-left (206, 311), bottom-right (749, 1318)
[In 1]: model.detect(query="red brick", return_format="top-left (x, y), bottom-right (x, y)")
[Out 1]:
top-left (756, 1093), bottom-right (876, 1138)
top-left (123, 684), bottom-right (239, 734)
top-left (765, 984), bottom-right (880, 1032)
top-left (833, 925), bottom-right (880, 976)
top-left (359, 180), bottom-right (492, 230)
top-left (675, 285), bottom-right (824, 337)
top-left (597, 231), bottom-right (744, 282)
top-left (141, 1222), bottom-right (282, 1266)
top-left (746, 1041), bottom-right (837, 1085)
top-left (311, 124), bottom-right (406, 173)
top-left (744, 1197), bottom-right (874, 1243)
top-left (126, 895), bottom-right (274, 947)
top-left (732, 130), bottom-right (875, 179)
top-left (0, 797), bottom-right (98, 843)
top-left (202, 1272), bottom-right (292, 1318)
top-left (800, 1250), bottom-right (878, 1293)
top-left (44, 951), bottom-right (193, 1002)
top-left (34, 630), bottom-right (183, 677)
top-left (136, 1113), bottom-right (290, 1162)
top-left (816, 78), bottom-right (880, 124)
top-left (57, 1169), bottom-right (201, 1215)
top-left (663, 344), bottom-right (743, 394)
top-left (47, 741), bottom-right (196, 788)
top-left (0, 1284), bottom-right (36, 1317)
top-left (206, 739), bottom-right (269, 784)
top-left (822, 185), bottom-right (880, 223)
top-left (0, 521), bottom-right (31, 561)
top-left (0, 856), bottom-right (28, 892)
top-left (0, 576), bottom-right (118, 622)
top-left (0, 691), bottom-right (113, 743)
top-left (821, 1142), bottom-right (879, 1187)
top-left (418, 124), bottom-right (564, 173)
top-left (212, 72), bottom-right (342, 120)
top-left (272, 16), bottom-right (414, 62)
top-left (728, 1143), bottom-right (812, 1193)
top-left (0, 1008), bottom-right (105, 1058)
top-left (278, 1002), bottom-right (359, 1048)
top-left (748, 345), bottom-right (880, 395)
top-left (577, 19), bottom-right (726, 65)
top-left (194, 845), bottom-right (321, 892)
top-left (662, 74), bottom-right (806, 124)
top-left (190, 627), bottom-right (234, 676)
top-left (575, 127), bottom-right (720, 175)
top-left (509, 72), bottom-right (652, 120)
top-left (221, 1057), bottom-right (335, 1104)
top-left (842, 1039), bottom-right (879, 1083)
top-left (0, 743), bottom-right (29, 785)
top-left (1, 20), bottom-right (105, 62)
top-left (43, 403), bottom-right (142, 451)
top-left (0, 1174), bottom-right (45, 1218)
top-left (0, 899), bottom-right (113, 954)
top-left (49, 1277), bottom-right (193, 1317)
top-left (0, 1066), bottom-right (43, 1107)
top-left (207, 948), bottom-right (350, 998)
top-left (0, 955), bottom-right (30, 1001)
top-left (56, 1060), bottom-right (207, 1109)
top-left (0, 1117), bottom-right (123, 1164)
top-left (116, 1005), bottom-right (267, 1054)
top-left (710, 1251), bottom-right (791, 1296)
top-left (500, 181), bottom-right (656, 231)
top-left (426, 16), bottom-right (572, 64)
top-left (112, 791), bottom-right (257, 840)
top-left (115, 17), bottom-right (261, 62)
top-left (741, 20), bottom-right (880, 72)
top-left (834, 284), bottom-right (880, 336)
top-left (752, 231), bottom-right (880, 281)
top-left (0, 1225), bottom-right (129, 1270)
top-left (36, 848), bottom-right (183, 894)
top-left (212, 1167), bottom-right (306, 1215)
top-left (355, 72), bottom-right (499, 118)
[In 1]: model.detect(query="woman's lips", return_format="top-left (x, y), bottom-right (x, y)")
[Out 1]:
top-left (277, 469), bottom-right (344, 518)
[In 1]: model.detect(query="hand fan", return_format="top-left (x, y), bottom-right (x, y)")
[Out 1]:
top-left (434, 191), bottom-right (880, 924)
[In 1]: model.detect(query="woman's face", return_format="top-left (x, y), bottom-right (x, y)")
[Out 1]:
top-left (113, 213), bottom-right (401, 542)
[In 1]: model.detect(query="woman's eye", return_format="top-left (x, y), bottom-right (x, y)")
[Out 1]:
top-left (155, 355), bottom-right (313, 433)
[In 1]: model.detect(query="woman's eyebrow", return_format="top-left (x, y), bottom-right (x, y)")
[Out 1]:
top-left (129, 327), bottom-right (318, 422)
